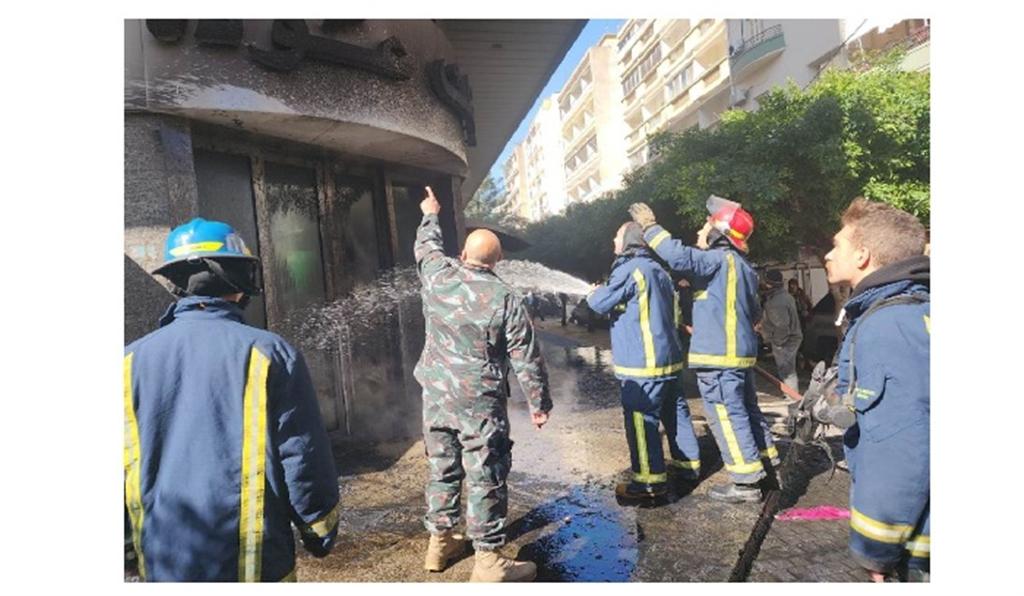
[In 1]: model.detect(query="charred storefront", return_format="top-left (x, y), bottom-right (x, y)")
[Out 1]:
top-left (124, 19), bottom-right (582, 441)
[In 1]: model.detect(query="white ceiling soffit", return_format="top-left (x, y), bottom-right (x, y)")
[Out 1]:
top-left (438, 19), bottom-right (586, 201)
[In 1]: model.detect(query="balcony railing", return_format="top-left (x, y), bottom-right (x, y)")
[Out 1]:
top-left (729, 24), bottom-right (784, 76)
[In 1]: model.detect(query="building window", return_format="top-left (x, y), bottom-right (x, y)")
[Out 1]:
top-left (665, 66), bottom-right (691, 98)
top-left (332, 175), bottom-right (381, 286)
top-left (623, 44), bottom-right (663, 96)
top-left (193, 148), bottom-right (267, 329)
top-left (565, 134), bottom-right (597, 173)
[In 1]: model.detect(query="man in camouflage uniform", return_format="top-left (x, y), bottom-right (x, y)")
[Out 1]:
top-left (414, 187), bottom-right (552, 582)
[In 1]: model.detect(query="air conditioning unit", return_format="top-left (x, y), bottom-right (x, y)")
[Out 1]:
top-left (730, 86), bottom-right (750, 107)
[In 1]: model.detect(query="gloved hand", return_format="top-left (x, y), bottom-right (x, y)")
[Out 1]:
top-left (802, 362), bottom-right (855, 429)
top-left (628, 203), bottom-right (657, 229)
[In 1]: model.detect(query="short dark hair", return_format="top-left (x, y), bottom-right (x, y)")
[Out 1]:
top-left (841, 197), bottom-right (927, 267)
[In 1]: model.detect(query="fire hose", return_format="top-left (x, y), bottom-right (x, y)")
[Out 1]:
top-left (752, 365), bottom-right (803, 402)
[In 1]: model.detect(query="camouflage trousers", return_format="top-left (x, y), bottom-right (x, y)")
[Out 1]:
top-left (422, 392), bottom-right (513, 550)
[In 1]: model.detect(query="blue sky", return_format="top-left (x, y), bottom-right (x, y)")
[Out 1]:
top-left (487, 19), bottom-right (625, 184)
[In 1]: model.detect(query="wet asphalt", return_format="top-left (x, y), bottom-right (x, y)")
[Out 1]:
top-left (295, 323), bottom-right (812, 582)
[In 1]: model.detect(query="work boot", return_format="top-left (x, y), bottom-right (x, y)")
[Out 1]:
top-left (469, 549), bottom-right (537, 582)
top-left (423, 531), bottom-right (466, 572)
top-left (615, 481), bottom-right (668, 501)
top-left (708, 482), bottom-right (761, 503)
top-left (666, 460), bottom-right (701, 482)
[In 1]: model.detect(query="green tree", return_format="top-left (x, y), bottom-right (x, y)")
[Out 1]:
top-left (521, 58), bottom-right (929, 278)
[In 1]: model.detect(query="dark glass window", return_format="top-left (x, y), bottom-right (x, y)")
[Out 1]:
top-left (193, 148), bottom-right (266, 328)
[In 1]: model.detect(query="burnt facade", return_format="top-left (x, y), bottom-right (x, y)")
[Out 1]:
top-left (124, 19), bottom-right (582, 441)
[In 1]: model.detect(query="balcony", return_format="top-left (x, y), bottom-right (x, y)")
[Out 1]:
top-left (729, 24), bottom-right (785, 78)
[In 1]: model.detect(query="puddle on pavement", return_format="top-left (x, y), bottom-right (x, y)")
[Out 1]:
top-left (517, 485), bottom-right (637, 581)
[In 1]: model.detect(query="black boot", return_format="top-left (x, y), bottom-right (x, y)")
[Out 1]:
top-left (708, 482), bottom-right (761, 503)
top-left (615, 481), bottom-right (667, 501)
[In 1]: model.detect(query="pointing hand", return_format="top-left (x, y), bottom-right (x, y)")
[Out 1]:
top-left (420, 186), bottom-right (441, 215)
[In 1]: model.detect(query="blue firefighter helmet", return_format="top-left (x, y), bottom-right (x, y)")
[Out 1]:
top-left (152, 218), bottom-right (261, 295)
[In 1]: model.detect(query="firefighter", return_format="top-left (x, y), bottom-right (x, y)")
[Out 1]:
top-left (629, 197), bottom-right (777, 503)
top-left (124, 218), bottom-right (340, 581)
top-left (818, 198), bottom-right (930, 582)
top-left (587, 222), bottom-right (701, 501)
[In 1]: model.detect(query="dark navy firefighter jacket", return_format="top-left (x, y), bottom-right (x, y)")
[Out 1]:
top-left (587, 250), bottom-right (684, 381)
top-left (124, 296), bottom-right (340, 582)
top-left (643, 224), bottom-right (761, 369)
top-left (837, 257), bottom-right (930, 569)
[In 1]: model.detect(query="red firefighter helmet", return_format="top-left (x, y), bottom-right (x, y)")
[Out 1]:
top-left (707, 195), bottom-right (754, 252)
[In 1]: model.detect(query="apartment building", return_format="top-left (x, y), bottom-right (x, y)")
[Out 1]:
top-left (498, 18), bottom-right (925, 225)
top-left (502, 144), bottom-right (529, 220)
top-left (560, 35), bottom-right (630, 206)
top-left (725, 19), bottom-right (847, 112)
top-left (617, 19), bottom-right (733, 170)
top-left (846, 18), bottom-right (930, 72)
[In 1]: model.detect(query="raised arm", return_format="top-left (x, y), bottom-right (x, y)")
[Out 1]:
top-left (414, 186), bottom-right (448, 279)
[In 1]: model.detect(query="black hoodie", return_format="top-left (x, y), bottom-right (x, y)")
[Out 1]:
top-left (850, 255), bottom-right (930, 300)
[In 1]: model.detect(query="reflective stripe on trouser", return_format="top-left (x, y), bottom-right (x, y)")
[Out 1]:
top-left (846, 420), bottom-right (929, 575)
top-left (905, 503), bottom-right (930, 572)
top-left (849, 497), bottom-right (929, 573)
top-left (620, 378), bottom-right (697, 484)
top-left (696, 368), bottom-right (773, 483)
top-left (423, 399), bottom-right (511, 550)
top-left (657, 378), bottom-right (701, 479)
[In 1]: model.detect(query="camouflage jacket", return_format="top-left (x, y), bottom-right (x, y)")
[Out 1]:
top-left (413, 213), bottom-right (552, 414)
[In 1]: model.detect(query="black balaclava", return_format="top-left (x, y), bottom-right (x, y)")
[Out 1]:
top-left (620, 222), bottom-right (647, 253)
top-left (707, 228), bottom-right (732, 250)
top-left (167, 259), bottom-right (260, 307)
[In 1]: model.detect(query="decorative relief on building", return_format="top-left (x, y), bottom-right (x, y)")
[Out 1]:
top-left (427, 60), bottom-right (476, 146)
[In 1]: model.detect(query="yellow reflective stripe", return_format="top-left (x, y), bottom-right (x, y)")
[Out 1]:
top-left (169, 241), bottom-right (224, 257)
top-left (724, 460), bottom-right (765, 474)
top-left (715, 403), bottom-right (759, 474)
top-left (123, 353), bottom-right (146, 580)
top-left (634, 471), bottom-right (668, 483)
top-left (614, 362), bottom-right (685, 377)
top-left (633, 412), bottom-right (652, 479)
top-left (693, 290), bottom-right (708, 300)
top-left (667, 458), bottom-right (701, 470)
top-left (307, 501), bottom-right (341, 538)
top-left (673, 291), bottom-right (680, 328)
top-left (850, 508), bottom-right (914, 544)
top-left (280, 568), bottom-right (297, 582)
top-left (760, 446), bottom-right (779, 460)
top-left (688, 353), bottom-right (757, 368)
top-left (649, 230), bottom-right (670, 249)
top-left (632, 269), bottom-right (656, 368)
top-left (905, 535), bottom-right (930, 558)
top-left (923, 315), bottom-right (930, 334)
top-left (239, 347), bottom-right (271, 582)
top-left (725, 253), bottom-right (738, 359)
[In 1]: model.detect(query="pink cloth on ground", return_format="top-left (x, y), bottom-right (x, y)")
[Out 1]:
top-left (775, 506), bottom-right (850, 521)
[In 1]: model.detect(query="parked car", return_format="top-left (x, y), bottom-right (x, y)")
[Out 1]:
top-left (801, 292), bottom-right (841, 363)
